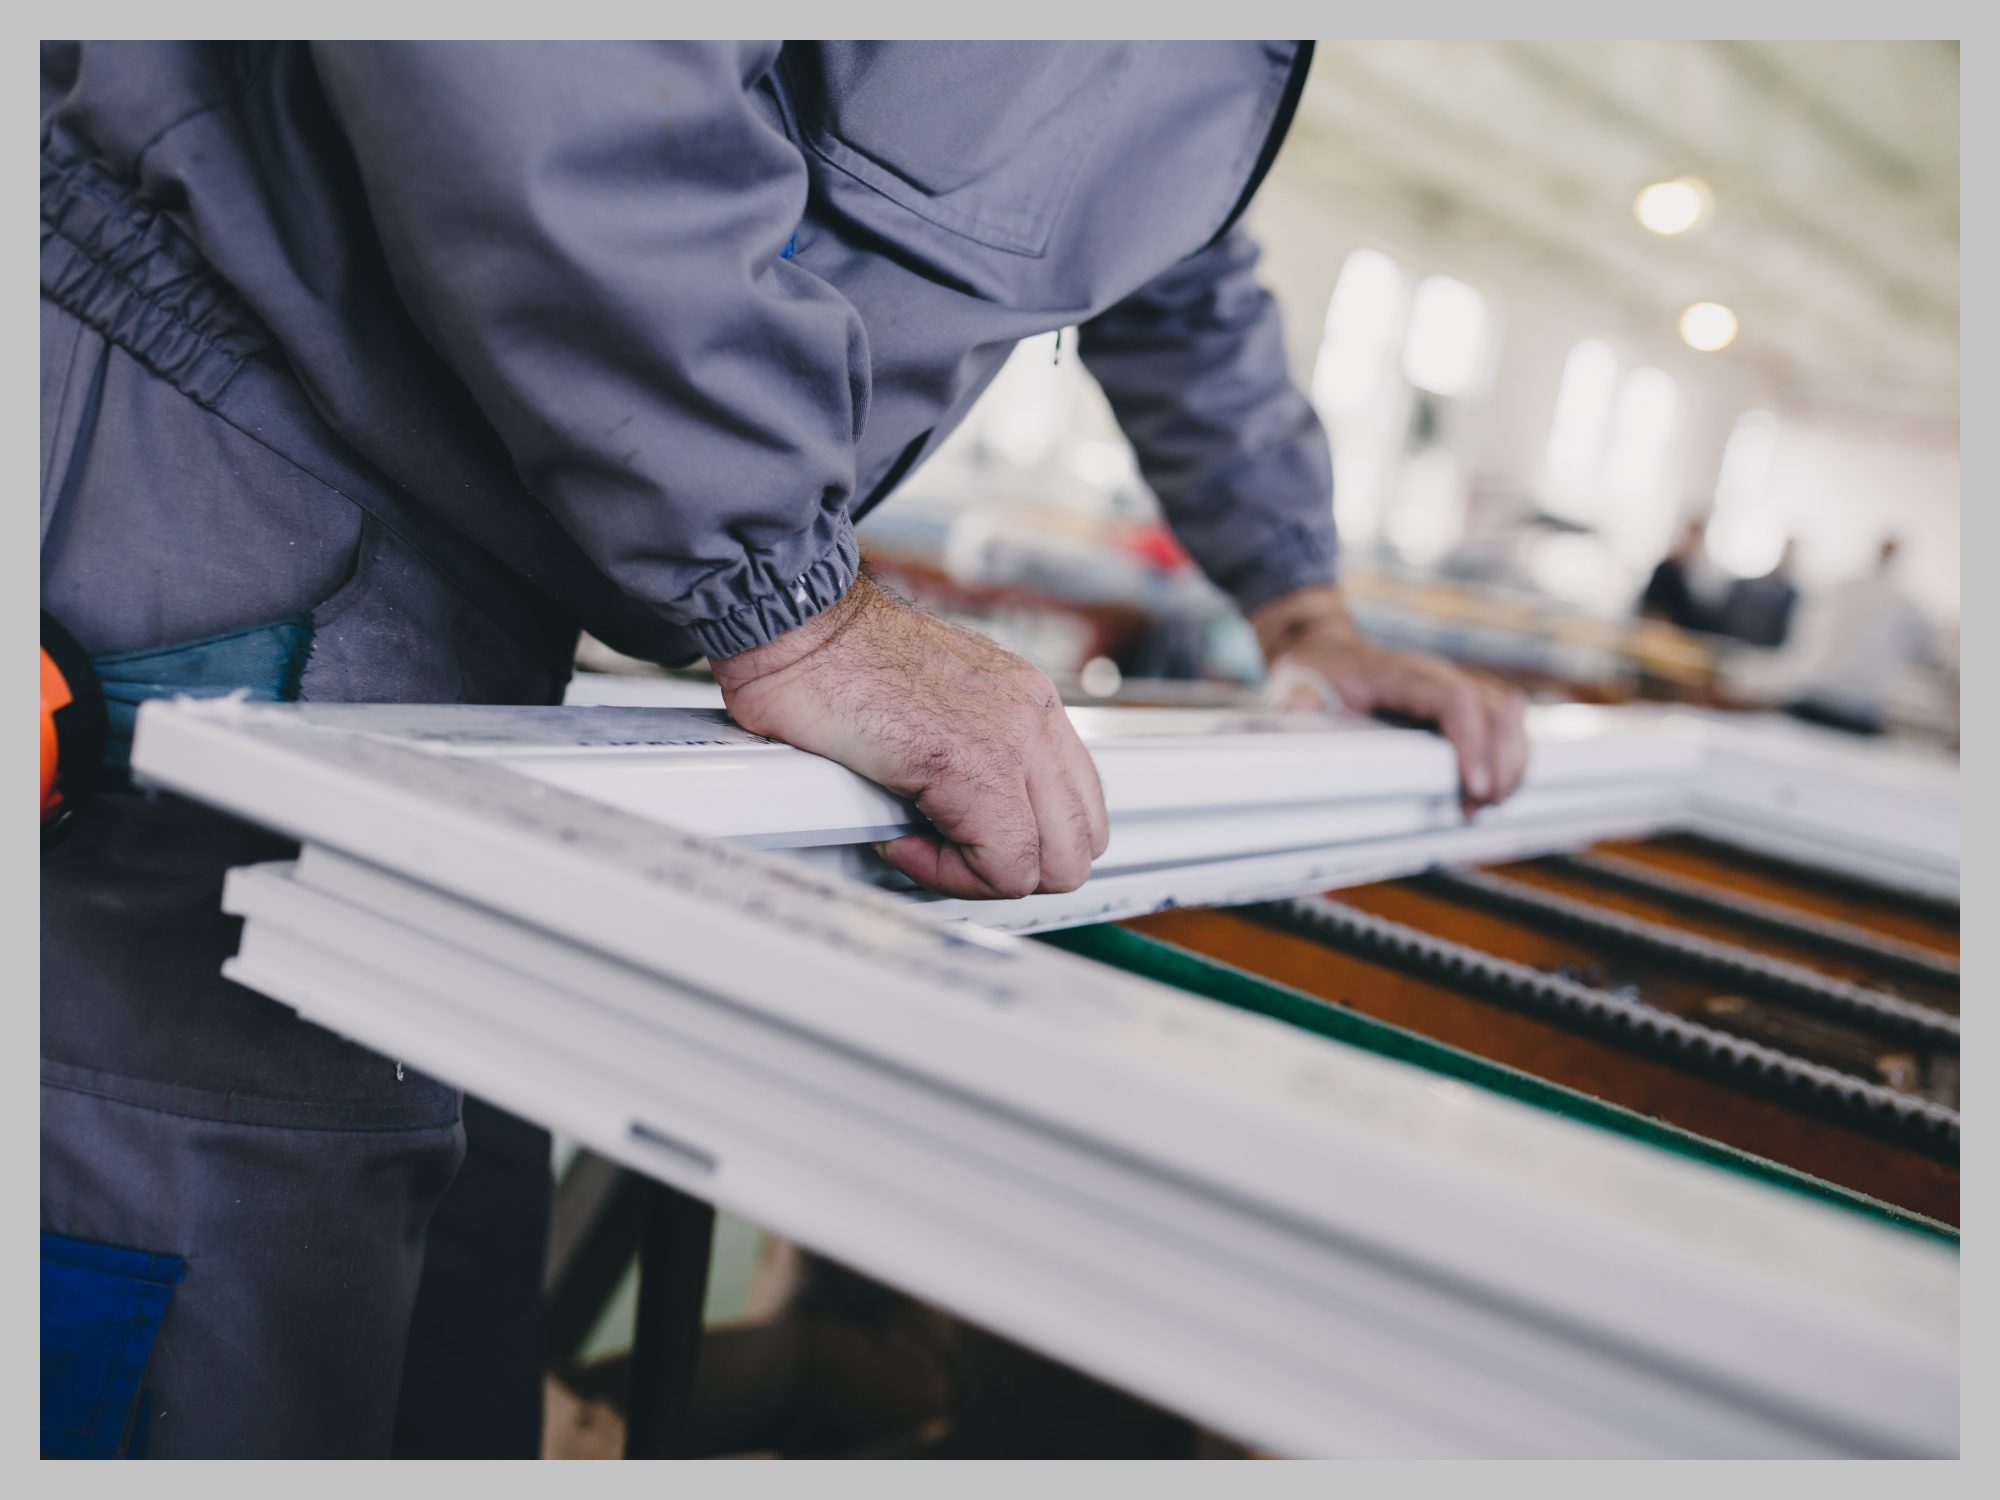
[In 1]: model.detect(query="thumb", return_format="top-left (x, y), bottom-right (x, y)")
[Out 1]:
top-left (1263, 657), bottom-right (1343, 713)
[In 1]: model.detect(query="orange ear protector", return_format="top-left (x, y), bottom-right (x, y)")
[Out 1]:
top-left (40, 613), bottom-right (105, 828)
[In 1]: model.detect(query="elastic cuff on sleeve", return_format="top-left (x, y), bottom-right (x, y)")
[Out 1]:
top-left (1212, 518), bottom-right (1341, 619)
top-left (683, 510), bottom-right (862, 660)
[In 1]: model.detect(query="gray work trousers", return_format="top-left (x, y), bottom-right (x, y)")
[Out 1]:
top-left (41, 159), bottom-right (571, 1455)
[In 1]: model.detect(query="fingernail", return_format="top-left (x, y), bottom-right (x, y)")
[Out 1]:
top-left (1467, 767), bottom-right (1491, 800)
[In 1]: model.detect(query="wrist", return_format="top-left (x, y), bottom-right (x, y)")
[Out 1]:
top-left (712, 571), bottom-right (881, 692)
top-left (1249, 584), bottom-right (1365, 665)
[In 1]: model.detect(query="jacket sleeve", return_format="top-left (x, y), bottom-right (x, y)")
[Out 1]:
top-left (311, 41), bottom-right (869, 660)
top-left (1077, 228), bottom-right (1338, 617)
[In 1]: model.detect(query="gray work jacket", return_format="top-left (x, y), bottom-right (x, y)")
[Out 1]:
top-left (42, 41), bottom-right (1333, 665)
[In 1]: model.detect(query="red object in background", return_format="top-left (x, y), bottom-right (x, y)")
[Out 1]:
top-left (1121, 523), bottom-right (1194, 575)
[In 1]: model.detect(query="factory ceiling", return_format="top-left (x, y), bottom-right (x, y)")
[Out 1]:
top-left (1283, 41), bottom-right (1960, 424)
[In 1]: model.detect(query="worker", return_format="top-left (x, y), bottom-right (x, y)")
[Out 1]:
top-left (40, 41), bottom-right (1528, 1457)
top-left (1780, 538), bottom-right (1939, 736)
top-left (1718, 538), bottom-right (1801, 649)
top-left (1638, 519), bottom-right (1719, 633)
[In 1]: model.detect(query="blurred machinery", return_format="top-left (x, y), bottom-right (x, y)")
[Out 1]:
top-left (852, 501), bottom-right (1956, 747)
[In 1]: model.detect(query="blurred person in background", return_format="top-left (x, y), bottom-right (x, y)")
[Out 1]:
top-left (1638, 519), bottom-right (1718, 633)
top-left (1781, 538), bottom-right (1938, 737)
top-left (1719, 538), bottom-right (1801, 649)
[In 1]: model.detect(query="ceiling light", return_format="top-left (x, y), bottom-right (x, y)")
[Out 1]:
top-left (1679, 302), bottom-right (1739, 352)
top-left (1635, 177), bottom-right (1712, 235)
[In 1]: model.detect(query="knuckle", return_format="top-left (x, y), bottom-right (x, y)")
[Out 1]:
top-left (1044, 838), bottom-right (1093, 893)
top-left (1050, 840), bottom-right (1094, 891)
top-left (911, 736), bottom-right (959, 783)
top-left (1019, 672), bottom-right (1067, 723)
top-left (994, 863), bottom-right (1041, 900)
top-left (992, 821), bottom-right (1044, 900)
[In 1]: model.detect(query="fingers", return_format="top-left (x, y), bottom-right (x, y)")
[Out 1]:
top-left (1443, 675), bottom-right (1530, 814)
top-left (897, 755), bottom-right (1045, 899)
top-left (1433, 682), bottom-right (1495, 815)
top-left (1337, 645), bottom-right (1529, 816)
top-left (1440, 684), bottom-right (1528, 816)
top-left (1436, 676), bottom-right (1530, 815)
top-left (1263, 658), bottom-right (1342, 713)
top-left (1044, 693), bottom-right (1111, 861)
top-left (879, 685), bottom-right (1105, 900)
top-left (876, 829), bottom-right (1035, 901)
top-left (1024, 753), bottom-right (1095, 892)
top-left (1484, 682), bottom-right (1530, 803)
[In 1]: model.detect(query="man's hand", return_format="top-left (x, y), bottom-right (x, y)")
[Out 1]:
top-left (712, 573), bottom-right (1110, 899)
top-left (1251, 585), bottom-right (1530, 814)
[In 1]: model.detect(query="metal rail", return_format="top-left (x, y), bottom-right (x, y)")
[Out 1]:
top-left (1548, 851), bottom-right (1959, 989)
top-left (1253, 895), bottom-right (1959, 1162)
top-left (1419, 867), bottom-right (1958, 1050)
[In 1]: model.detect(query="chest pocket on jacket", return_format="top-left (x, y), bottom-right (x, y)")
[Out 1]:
top-left (783, 43), bottom-right (1133, 258)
